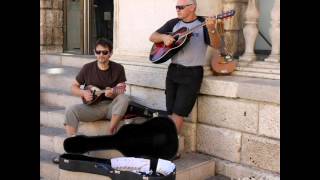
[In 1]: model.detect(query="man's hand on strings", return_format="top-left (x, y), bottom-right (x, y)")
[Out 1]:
top-left (161, 34), bottom-right (175, 46)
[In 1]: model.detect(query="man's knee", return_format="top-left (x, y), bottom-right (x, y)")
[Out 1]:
top-left (114, 94), bottom-right (129, 106)
top-left (64, 104), bottom-right (81, 129)
top-left (111, 94), bottom-right (129, 116)
top-left (65, 104), bottom-right (80, 114)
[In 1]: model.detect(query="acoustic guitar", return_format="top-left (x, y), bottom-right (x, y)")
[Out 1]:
top-left (82, 83), bottom-right (126, 105)
top-left (149, 10), bottom-right (235, 64)
top-left (211, 55), bottom-right (237, 75)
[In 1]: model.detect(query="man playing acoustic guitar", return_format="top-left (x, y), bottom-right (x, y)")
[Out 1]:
top-left (149, 0), bottom-right (221, 134)
top-left (64, 38), bottom-right (129, 136)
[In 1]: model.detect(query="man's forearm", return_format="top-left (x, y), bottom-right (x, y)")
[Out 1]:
top-left (208, 30), bottom-right (222, 49)
top-left (149, 32), bottom-right (166, 43)
top-left (71, 84), bottom-right (84, 97)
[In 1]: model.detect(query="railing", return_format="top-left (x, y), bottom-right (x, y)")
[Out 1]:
top-left (239, 0), bottom-right (280, 63)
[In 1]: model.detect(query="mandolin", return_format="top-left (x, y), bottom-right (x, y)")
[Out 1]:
top-left (82, 83), bottom-right (126, 105)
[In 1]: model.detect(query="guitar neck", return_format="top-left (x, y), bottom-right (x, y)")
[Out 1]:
top-left (178, 10), bottom-right (235, 39)
top-left (179, 14), bottom-right (220, 38)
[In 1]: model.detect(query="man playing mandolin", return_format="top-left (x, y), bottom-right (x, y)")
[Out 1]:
top-left (53, 38), bottom-right (129, 164)
top-left (64, 38), bottom-right (129, 136)
top-left (149, 0), bottom-right (221, 134)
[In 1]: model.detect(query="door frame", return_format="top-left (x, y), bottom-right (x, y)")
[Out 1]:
top-left (63, 0), bottom-right (111, 55)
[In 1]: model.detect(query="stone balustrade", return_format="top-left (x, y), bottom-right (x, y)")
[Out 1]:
top-left (240, 0), bottom-right (280, 63)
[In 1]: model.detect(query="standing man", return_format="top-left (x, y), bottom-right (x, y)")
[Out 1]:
top-left (149, 0), bottom-right (221, 134)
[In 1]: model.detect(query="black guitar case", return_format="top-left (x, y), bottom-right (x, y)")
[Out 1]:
top-left (124, 101), bottom-right (168, 119)
top-left (59, 116), bottom-right (178, 180)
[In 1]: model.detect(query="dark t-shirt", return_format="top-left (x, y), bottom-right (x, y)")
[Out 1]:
top-left (76, 60), bottom-right (126, 90)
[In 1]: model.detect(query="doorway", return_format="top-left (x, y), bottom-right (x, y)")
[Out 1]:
top-left (64, 0), bottom-right (81, 54)
top-left (64, 0), bottom-right (114, 55)
top-left (90, 0), bottom-right (114, 54)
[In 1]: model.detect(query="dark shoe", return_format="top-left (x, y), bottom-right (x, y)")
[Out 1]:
top-left (171, 153), bottom-right (181, 161)
top-left (52, 155), bottom-right (60, 164)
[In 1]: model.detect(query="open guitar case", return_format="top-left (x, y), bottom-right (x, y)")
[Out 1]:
top-left (58, 101), bottom-right (177, 180)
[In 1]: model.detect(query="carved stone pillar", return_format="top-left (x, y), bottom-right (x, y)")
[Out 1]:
top-left (222, 0), bottom-right (248, 57)
top-left (265, 0), bottom-right (280, 63)
top-left (239, 0), bottom-right (259, 62)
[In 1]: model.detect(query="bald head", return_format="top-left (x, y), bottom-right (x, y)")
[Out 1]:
top-left (177, 0), bottom-right (197, 6)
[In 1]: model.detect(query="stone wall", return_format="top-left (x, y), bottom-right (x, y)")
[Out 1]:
top-left (40, 0), bottom-right (64, 53)
top-left (196, 94), bottom-right (280, 178)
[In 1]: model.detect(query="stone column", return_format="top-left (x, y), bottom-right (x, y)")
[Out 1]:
top-left (239, 0), bottom-right (259, 62)
top-left (265, 0), bottom-right (280, 63)
top-left (40, 0), bottom-right (64, 53)
top-left (222, 0), bottom-right (248, 58)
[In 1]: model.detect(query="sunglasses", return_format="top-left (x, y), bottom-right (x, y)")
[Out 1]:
top-left (95, 50), bottom-right (110, 55)
top-left (176, 4), bottom-right (193, 10)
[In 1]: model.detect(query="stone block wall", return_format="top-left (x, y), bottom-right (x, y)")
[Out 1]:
top-left (40, 0), bottom-right (64, 53)
top-left (197, 94), bottom-right (280, 178)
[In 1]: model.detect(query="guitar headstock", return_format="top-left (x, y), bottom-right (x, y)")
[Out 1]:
top-left (216, 10), bottom-right (235, 19)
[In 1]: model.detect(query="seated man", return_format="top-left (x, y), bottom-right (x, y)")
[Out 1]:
top-left (52, 38), bottom-right (129, 163)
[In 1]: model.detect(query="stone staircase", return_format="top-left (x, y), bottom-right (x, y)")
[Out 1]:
top-left (40, 54), bottom-right (222, 180)
top-left (233, 61), bottom-right (280, 80)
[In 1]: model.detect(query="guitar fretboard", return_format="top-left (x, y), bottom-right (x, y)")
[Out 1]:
top-left (177, 10), bottom-right (235, 40)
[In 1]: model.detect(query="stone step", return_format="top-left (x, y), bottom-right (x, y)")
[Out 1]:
top-left (201, 76), bottom-right (279, 104)
top-left (60, 152), bottom-right (216, 180)
top-left (210, 156), bottom-right (280, 180)
top-left (232, 71), bottom-right (280, 80)
top-left (40, 105), bottom-right (65, 129)
top-left (41, 147), bottom-right (215, 180)
top-left (40, 86), bottom-right (168, 117)
top-left (41, 64), bottom-right (279, 106)
top-left (40, 88), bottom-right (81, 108)
top-left (40, 126), bottom-right (67, 155)
top-left (41, 54), bottom-right (280, 104)
top-left (40, 149), bottom-right (60, 180)
top-left (234, 61), bottom-right (280, 80)
top-left (40, 104), bottom-right (185, 153)
top-left (40, 125), bottom-right (185, 157)
top-left (238, 61), bottom-right (280, 69)
top-left (40, 59), bottom-right (168, 91)
top-left (40, 64), bottom-right (79, 92)
top-left (236, 66), bottom-right (280, 74)
top-left (40, 105), bottom-right (165, 133)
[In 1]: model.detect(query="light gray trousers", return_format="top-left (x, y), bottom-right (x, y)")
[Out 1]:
top-left (64, 94), bottom-right (129, 130)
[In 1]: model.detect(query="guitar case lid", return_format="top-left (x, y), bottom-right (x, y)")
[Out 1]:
top-left (59, 153), bottom-right (176, 180)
